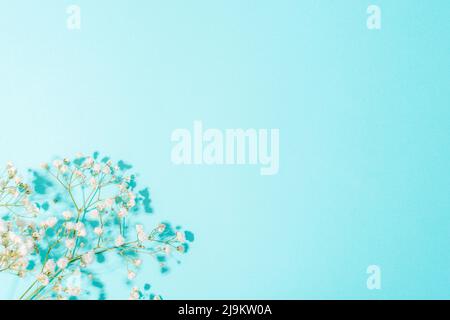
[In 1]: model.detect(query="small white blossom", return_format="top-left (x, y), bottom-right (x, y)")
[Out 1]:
top-left (77, 228), bottom-right (87, 237)
top-left (84, 157), bottom-right (94, 168)
top-left (41, 217), bottom-right (58, 228)
top-left (74, 170), bottom-right (84, 178)
top-left (90, 177), bottom-right (97, 188)
top-left (66, 284), bottom-right (81, 297)
top-left (136, 225), bottom-right (147, 242)
top-left (115, 235), bottom-right (125, 247)
top-left (81, 251), bottom-right (95, 265)
top-left (127, 270), bottom-right (136, 280)
top-left (176, 231), bottom-right (185, 243)
top-left (104, 198), bottom-right (114, 208)
top-left (57, 257), bottom-right (69, 270)
top-left (65, 222), bottom-right (75, 230)
top-left (40, 162), bottom-right (49, 169)
top-left (18, 244), bottom-right (29, 257)
top-left (129, 287), bottom-right (139, 300)
top-left (66, 239), bottom-right (76, 250)
top-left (52, 160), bottom-right (63, 169)
top-left (90, 209), bottom-right (99, 219)
top-left (93, 164), bottom-right (101, 174)
top-left (43, 259), bottom-right (56, 274)
top-left (37, 273), bottom-right (49, 286)
top-left (62, 211), bottom-right (73, 220)
top-left (157, 224), bottom-right (166, 233)
top-left (75, 222), bottom-right (87, 237)
top-left (118, 208), bottom-right (128, 218)
top-left (0, 220), bottom-right (7, 234)
top-left (94, 227), bottom-right (103, 236)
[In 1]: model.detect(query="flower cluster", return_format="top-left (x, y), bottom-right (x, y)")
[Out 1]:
top-left (0, 163), bottom-right (40, 276)
top-left (0, 153), bottom-right (194, 300)
top-left (0, 162), bottom-right (38, 217)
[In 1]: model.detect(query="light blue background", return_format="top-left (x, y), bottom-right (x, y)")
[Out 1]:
top-left (0, 1), bottom-right (449, 299)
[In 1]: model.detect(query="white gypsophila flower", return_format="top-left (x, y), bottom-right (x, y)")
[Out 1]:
top-left (75, 222), bottom-right (87, 237)
top-left (81, 251), bottom-right (95, 265)
top-left (23, 200), bottom-right (40, 216)
top-left (118, 208), bottom-right (128, 218)
top-left (127, 271), bottom-right (136, 280)
top-left (65, 222), bottom-right (75, 230)
top-left (104, 198), bottom-right (114, 208)
top-left (129, 287), bottom-right (139, 300)
top-left (176, 231), bottom-right (185, 243)
top-left (115, 235), bottom-right (125, 247)
top-left (137, 232), bottom-right (146, 242)
top-left (62, 211), bottom-right (73, 220)
top-left (40, 162), bottom-right (49, 169)
top-left (43, 259), bottom-right (56, 274)
top-left (84, 157), bottom-right (94, 168)
top-left (96, 203), bottom-right (105, 212)
top-left (7, 167), bottom-right (17, 178)
top-left (32, 231), bottom-right (41, 241)
top-left (75, 222), bottom-right (84, 231)
top-left (135, 224), bottom-right (144, 234)
top-left (16, 258), bottom-right (29, 270)
top-left (9, 232), bottom-right (22, 245)
top-left (127, 199), bottom-right (136, 208)
top-left (65, 239), bottom-right (76, 250)
top-left (157, 224), bottom-right (166, 233)
top-left (94, 227), bottom-right (103, 236)
top-left (0, 220), bottom-right (7, 234)
top-left (77, 228), bottom-right (87, 237)
top-left (46, 217), bottom-right (58, 228)
top-left (15, 218), bottom-right (26, 228)
top-left (37, 273), bottom-right (49, 286)
top-left (93, 164), bottom-right (101, 174)
top-left (102, 166), bottom-right (111, 175)
top-left (52, 160), bottom-right (63, 169)
top-left (57, 257), bottom-right (69, 270)
top-left (73, 170), bottom-right (84, 178)
top-left (136, 225), bottom-right (147, 242)
top-left (18, 244), bottom-right (29, 257)
top-left (164, 246), bottom-right (171, 255)
top-left (90, 177), bottom-right (97, 188)
top-left (0, 154), bottom-right (192, 300)
top-left (133, 259), bottom-right (142, 267)
top-left (66, 284), bottom-right (81, 297)
top-left (90, 209), bottom-right (99, 219)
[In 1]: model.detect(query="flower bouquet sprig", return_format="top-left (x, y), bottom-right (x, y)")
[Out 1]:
top-left (0, 153), bottom-right (194, 300)
top-left (0, 163), bottom-right (39, 275)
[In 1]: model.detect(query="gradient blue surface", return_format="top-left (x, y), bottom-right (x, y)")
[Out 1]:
top-left (0, 1), bottom-right (449, 299)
